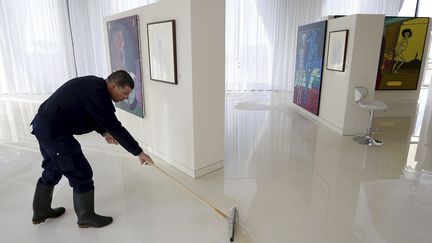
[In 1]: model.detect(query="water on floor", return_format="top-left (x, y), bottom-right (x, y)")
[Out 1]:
top-left (1, 89), bottom-right (432, 242)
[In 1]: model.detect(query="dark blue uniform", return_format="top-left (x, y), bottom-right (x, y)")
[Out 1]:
top-left (31, 76), bottom-right (142, 193)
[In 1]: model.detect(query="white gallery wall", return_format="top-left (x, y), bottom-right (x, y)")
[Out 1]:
top-left (104, 0), bottom-right (225, 178)
top-left (318, 15), bottom-right (432, 134)
top-left (293, 14), bottom-right (432, 136)
top-left (190, 0), bottom-right (225, 171)
top-left (287, 14), bottom-right (384, 135)
top-left (319, 14), bottom-right (385, 135)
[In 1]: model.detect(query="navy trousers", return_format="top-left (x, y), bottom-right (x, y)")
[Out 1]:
top-left (33, 129), bottom-right (94, 193)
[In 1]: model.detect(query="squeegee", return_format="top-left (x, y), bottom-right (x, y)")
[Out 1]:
top-left (153, 165), bottom-right (239, 241)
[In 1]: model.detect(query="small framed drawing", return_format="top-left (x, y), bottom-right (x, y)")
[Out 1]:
top-left (147, 20), bottom-right (178, 84)
top-left (326, 30), bottom-right (348, 72)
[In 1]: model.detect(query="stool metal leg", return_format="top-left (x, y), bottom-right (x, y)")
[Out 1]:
top-left (366, 137), bottom-right (383, 146)
top-left (353, 109), bottom-right (383, 147)
top-left (367, 109), bottom-right (374, 136)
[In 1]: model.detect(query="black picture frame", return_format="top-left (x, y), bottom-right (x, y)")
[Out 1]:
top-left (147, 20), bottom-right (178, 84)
top-left (326, 30), bottom-right (348, 72)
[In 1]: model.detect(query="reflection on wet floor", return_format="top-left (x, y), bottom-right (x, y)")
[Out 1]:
top-left (1, 90), bottom-right (432, 242)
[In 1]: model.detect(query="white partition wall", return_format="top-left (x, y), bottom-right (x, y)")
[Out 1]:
top-left (104, 0), bottom-right (225, 178)
top-left (190, 0), bottom-right (225, 172)
top-left (293, 15), bottom-right (431, 135)
top-left (318, 14), bottom-right (385, 135)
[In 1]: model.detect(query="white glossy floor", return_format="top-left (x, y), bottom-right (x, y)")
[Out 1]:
top-left (1, 89), bottom-right (432, 243)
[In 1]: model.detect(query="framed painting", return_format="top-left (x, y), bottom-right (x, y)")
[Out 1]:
top-left (293, 20), bottom-right (327, 115)
top-left (107, 15), bottom-right (145, 118)
top-left (326, 30), bottom-right (348, 72)
top-left (147, 20), bottom-right (178, 84)
top-left (375, 17), bottom-right (429, 90)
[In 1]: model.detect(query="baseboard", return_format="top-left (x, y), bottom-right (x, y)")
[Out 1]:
top-left (291, 104), bottom-right (345, 136)
top-left (140, 143), bottom-right (223, 179)
top-left (291, 103), bottom-right (370, 136)
top-left (195, 160), bottom-right (223, 178)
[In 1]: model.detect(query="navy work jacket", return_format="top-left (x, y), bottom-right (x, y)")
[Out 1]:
top-left (31, 76), bottom-right (142, 156)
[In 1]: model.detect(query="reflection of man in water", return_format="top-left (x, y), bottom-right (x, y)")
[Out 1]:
top-left (392, 28), bottom-right (412, 73)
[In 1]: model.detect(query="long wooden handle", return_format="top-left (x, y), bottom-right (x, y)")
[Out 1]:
top-left (152, 164), bottom-right (228, 220)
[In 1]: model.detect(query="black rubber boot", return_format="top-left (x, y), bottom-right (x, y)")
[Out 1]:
top-left (73, 189), bottom-right (113, 228)
top-left (32, 184), bottom-right (66, 224)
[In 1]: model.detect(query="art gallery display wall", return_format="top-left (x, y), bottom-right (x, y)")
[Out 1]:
top-left (104, 0), bottom-right (225, 178)
top-left (293, 14), bottom-right (431, 135)
top-left (292, 14), bottom-right (385, 135)
top-left (320, 14), bottom-right (385, 135)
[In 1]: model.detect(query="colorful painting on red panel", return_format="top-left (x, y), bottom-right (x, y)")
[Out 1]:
top-left (293, 20), bottom-right (327, 115)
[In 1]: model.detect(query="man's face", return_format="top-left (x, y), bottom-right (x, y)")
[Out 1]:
top-left (111, 85), bottom-right (132, 102)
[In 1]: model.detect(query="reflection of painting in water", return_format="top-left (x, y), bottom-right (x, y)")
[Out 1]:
top-left (376, 17), bottom-right (429, 90)
top-left (293, 20), bottom-right (327, 115)
top-left (107, 15), bottom-right (144, 118)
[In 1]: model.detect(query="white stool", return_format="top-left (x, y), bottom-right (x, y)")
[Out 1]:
top-left (353, 87), bottom-right (388, 146)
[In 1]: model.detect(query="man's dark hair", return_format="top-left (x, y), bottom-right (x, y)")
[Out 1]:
top-left (401, 28), bottom-right (412, 38)
top-left (107, 70), bottom-right (134, 89)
